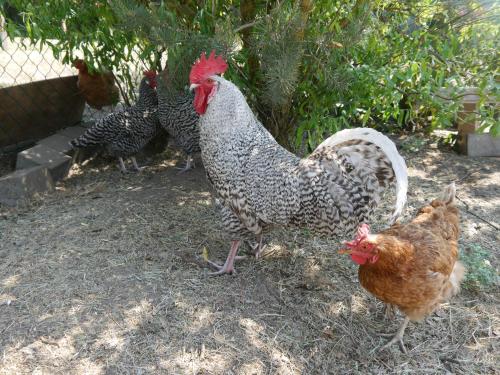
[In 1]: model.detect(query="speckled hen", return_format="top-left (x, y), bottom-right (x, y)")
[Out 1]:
top-left (70, 71), bottom-right (160, 172)
top-left (189, 52), bottom-right (408, 275)
top-left (157, 70), bottom-right (200, 172)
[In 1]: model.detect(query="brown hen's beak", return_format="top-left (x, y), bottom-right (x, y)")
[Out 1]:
top-left (189, 83), bottom-right (200, 91)
top-left (338, 248), bottom-right (352, 255)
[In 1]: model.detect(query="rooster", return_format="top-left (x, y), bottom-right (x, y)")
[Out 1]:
top-left (157, 69), bottom-right (200, 172)
top-left (340, 183), bottom-right (465, 352)
top-left (73, 59), bottom-right (120, 110)
top-left (188, 51), bottom-right (408, 275)
top-left (70, 71), bottom-right (159, 172)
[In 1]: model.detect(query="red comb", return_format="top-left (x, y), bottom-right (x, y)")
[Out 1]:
top-left (143, 70), bottom-right (156, 78)
top-left (189, 50), bottom-right (228, 84)
top-left (73, 59), bottom-right (85, 69)
top-left (342, 224), bottom-right (370, 249)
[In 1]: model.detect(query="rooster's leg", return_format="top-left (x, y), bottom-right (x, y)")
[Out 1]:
top-left (207, 240), bottom-right (241, 276)
top-left (253, 233), bottom-right (266, 259)
top-left (131, 157), bottom-right (146, 172)
top-left (118, 157), bottom-right (128, 173)
top-left (379, 317), bottom-right (410, 353)
top-left (176, 155), bottom-right (194, 174)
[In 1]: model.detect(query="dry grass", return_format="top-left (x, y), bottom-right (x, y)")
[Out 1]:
top-left (0, 142), bottom-right (499, 374)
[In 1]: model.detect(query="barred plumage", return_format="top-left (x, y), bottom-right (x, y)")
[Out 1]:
top-left (190, 64), bottom-right (408, 275)
top-left (70, 73), bottom-right (160, 172)
top-left (157, 75), bottom-right (200, 171)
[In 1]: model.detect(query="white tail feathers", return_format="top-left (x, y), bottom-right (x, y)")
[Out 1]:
top-left (441, 182), bottom-right (456, 205)
top-left (314, 128), bottom-right (408, 225)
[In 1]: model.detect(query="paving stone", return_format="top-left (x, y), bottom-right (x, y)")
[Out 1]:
top-left (58, 126), bottom-right (87, 139)
top-left (38, 133), bottom-right (73, 155)
top-left (467, 134), bottom-right (500, 157)
top-left (16, 144), bottom-right (72, 181)
top-left (0, 166), bottom-right (54, 207)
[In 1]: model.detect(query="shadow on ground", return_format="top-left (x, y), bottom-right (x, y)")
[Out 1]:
top-left (0, 145), bottom-right (498, 374)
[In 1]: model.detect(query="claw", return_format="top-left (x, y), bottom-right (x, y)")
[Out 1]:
top-left (176, 155), bottom-right (194, 174)
top-left (131, 157), bottom-right (146, 172)
top-left (205, 240), bottom-right (241, 276)
top-left (378, 317), bottom-right (410, 353)
top-left (118, 157), bottom-right (128, 173)
top-left (384, 304), bottom-right (396, 320)
top-left (207, 260), bottom-right (236, 276)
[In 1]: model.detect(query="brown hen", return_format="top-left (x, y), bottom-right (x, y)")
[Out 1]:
top-left (341, 183), bottom-right (465, 352)
top-left (73, 59), bottom-right (120, 110)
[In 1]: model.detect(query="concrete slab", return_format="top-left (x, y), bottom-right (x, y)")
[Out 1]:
top-left (16, 144), bottom-right (72, 181)
top-left (0, 166), bottom-right (54, 207)
top-left (467, 134), bottom-right (500, 157)
top-left (59, 126), bottom-right (87, 139)
top-left (38, 133), bottom-right (73, 155)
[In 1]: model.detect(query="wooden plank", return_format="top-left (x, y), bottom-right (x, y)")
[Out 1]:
top-left (0, 75), bottom-right (85, 148)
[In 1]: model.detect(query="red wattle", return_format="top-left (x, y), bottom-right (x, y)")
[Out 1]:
top-left (194, 86), bottom-right (208, 115)
top-left (351, 254), bottom-right (368, 265)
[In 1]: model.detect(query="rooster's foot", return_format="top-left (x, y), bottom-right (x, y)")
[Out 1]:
top-left (206, 240), bottom-right (241, 276)
top-left (118, 157), bottom-right (129, 173)
top-left (247, 234), bottom-right (266, 259)
top-left (176, 155), bottom-right (194, 174)
top-left (131, 157), bottom-right (146, 172)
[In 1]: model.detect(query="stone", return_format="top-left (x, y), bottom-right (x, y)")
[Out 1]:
top-left (58, 126), bottom-right (87, 139)
top-left (16, 144), bottom-right (72, 181)
top-left (38, 133), bottom-right (73, 155)
top-left (467, 134), bottom-right (500, 157)
top-left (0, 166), bottom-right (54, 207)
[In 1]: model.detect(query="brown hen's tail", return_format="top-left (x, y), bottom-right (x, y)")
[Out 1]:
top-left (443, 261), bottom-right (466, 300)
top-left (440, 182), bottom-right (456, 205)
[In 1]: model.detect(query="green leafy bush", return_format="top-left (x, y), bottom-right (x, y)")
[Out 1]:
top-left (460, 244), bottom-right (498, 291)
top-left (2, 1), bottom-right (498, 146)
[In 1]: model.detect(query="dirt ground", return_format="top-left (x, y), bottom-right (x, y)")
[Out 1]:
top-left (0, 140), bottom-right (499, 374)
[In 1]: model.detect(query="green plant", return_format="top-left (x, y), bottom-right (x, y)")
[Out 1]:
top-left (2, 1), bottom-right (498, 147)
top-left (2, 0), bottom-right (159, 106)
top-left (400, 135), bottom-right (428, 153)
top-left (460, 244), bottom-right (498, 291)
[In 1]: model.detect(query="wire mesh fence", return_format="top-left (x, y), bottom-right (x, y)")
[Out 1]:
top-left (0, 15), bottom-right (144, 155)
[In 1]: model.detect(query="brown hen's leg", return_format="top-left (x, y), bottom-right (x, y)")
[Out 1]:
top-left (384, 304), bottom-right (396, 320)
top-left (379, 317), bottom-right (410, 353)
top-left (207, 240), bottom-right (241, 276)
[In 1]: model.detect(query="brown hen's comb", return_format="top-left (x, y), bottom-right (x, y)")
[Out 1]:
top-left (338, 224), bottom-right (370, 254)
top-left (72, 59), bottom-right (86, 70)
top-left (189, 50), bottom-right (228, 84)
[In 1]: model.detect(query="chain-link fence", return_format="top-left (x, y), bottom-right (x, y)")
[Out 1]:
top-left (0, 14), bottom-right (143, 157)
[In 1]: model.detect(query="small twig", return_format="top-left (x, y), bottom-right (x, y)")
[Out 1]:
top-left (456, 170), bottom-right (479, 184)
top-left (455, 195), bottom-right (499, 231)
top-left (111, 71), bottom-right (131, 107)
top-left (40, 337), bottom-right (60, 347)
top-left (234, 20), bottom-right (261, 33)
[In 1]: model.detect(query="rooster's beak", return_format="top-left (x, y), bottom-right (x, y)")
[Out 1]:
top-left (189, 83), bottom-right (200, 91)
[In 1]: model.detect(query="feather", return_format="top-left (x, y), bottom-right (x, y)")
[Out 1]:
top-left (313, 128), bottom-right (408, 225)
